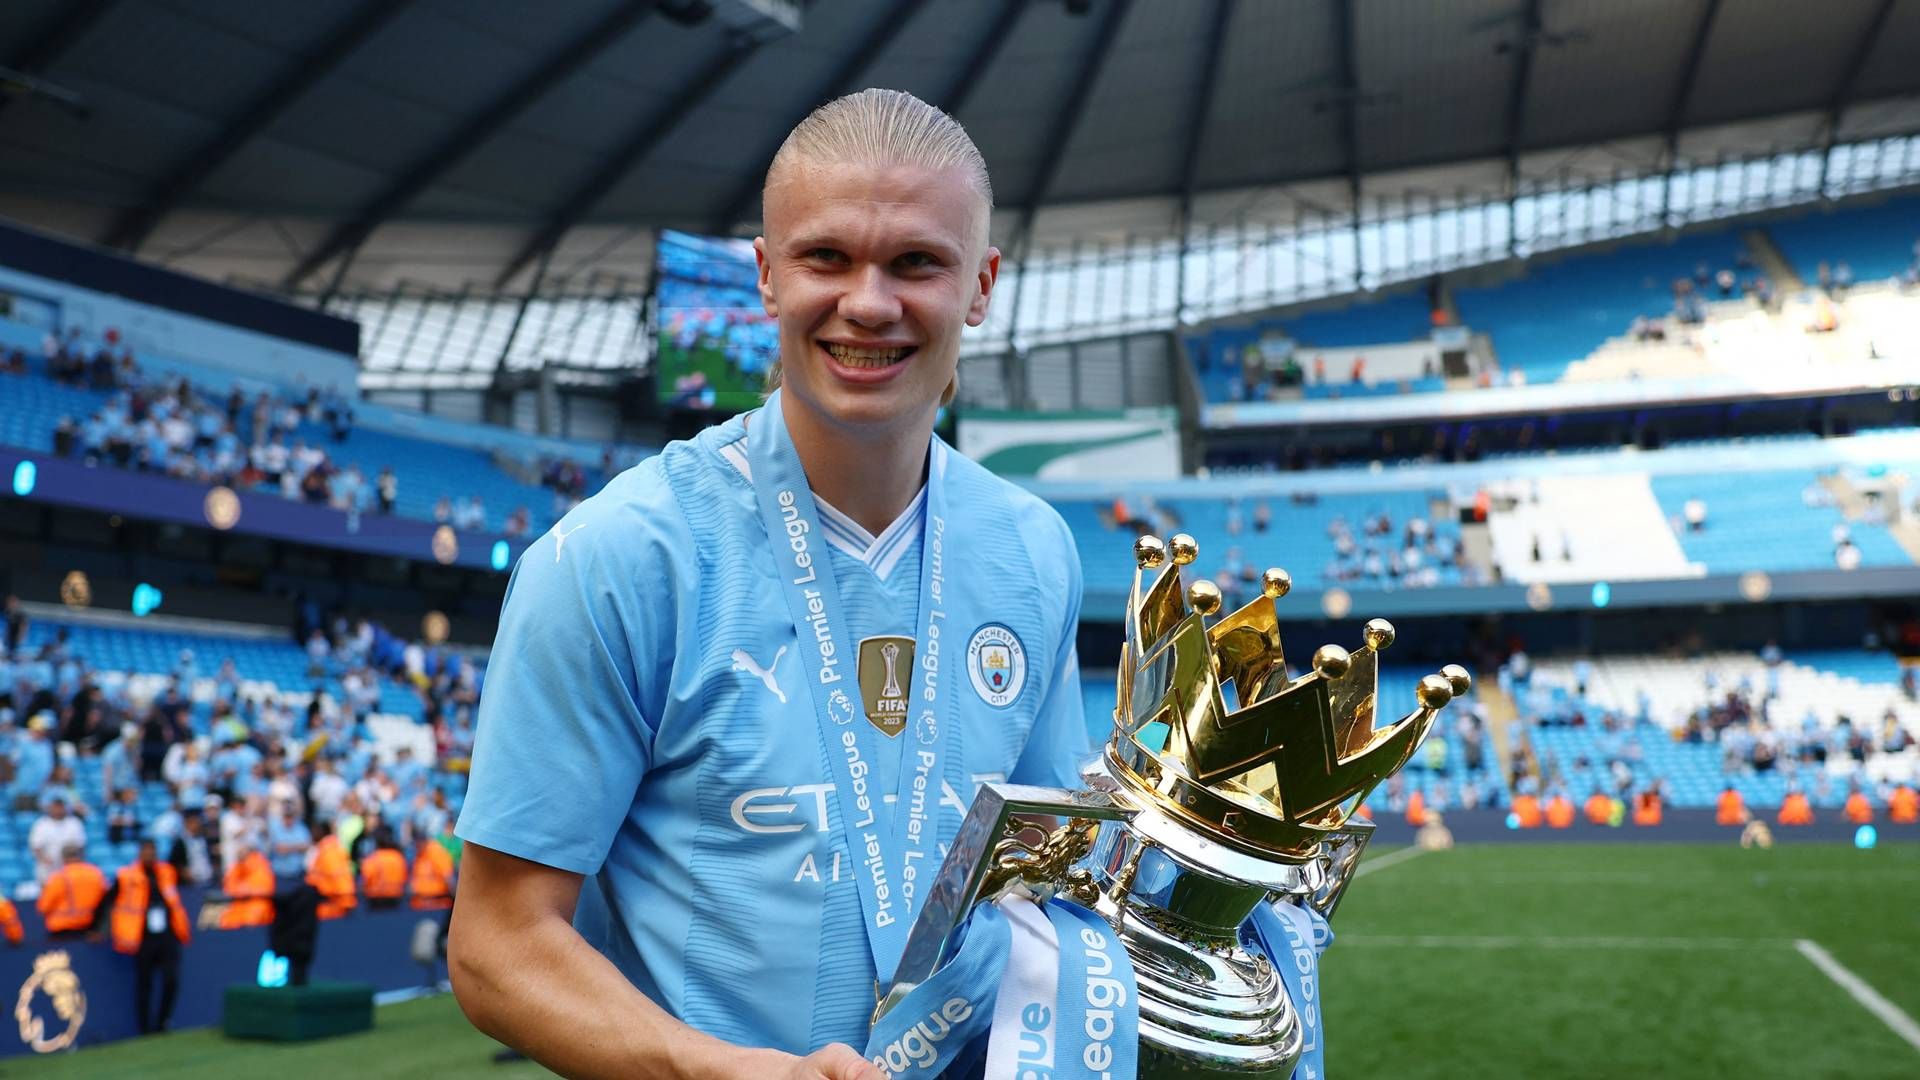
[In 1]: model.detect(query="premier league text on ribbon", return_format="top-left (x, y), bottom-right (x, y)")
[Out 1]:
top-left (777, 488), bottom-right (843, 686)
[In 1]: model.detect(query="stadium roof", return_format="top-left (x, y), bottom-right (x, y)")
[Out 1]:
top-left (2, 0), bottom-right (1918, 296)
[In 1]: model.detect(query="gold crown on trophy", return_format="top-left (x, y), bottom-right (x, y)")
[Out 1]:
top-left (1107, 532), bottom-right (1471, 862)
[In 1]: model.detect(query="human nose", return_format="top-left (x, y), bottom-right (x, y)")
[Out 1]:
top-left (838, 264), bottom-right (902, 327)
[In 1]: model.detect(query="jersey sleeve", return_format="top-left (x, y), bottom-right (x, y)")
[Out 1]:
top-left (1009, 506), bottom-right (1091, 789)
top-left (456, 475), bottom-right (679, 876)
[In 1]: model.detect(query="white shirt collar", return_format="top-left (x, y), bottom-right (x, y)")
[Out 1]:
top-left (719, 435), bottom-right (925, 580)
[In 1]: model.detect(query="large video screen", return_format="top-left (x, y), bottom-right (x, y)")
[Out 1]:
top-left (654, 229), bottom-right (776, 412)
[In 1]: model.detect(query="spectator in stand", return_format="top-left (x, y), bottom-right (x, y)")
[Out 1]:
top-left (267, 802), bottom-right (311, 881)
top-left (29, 796), bottom-right (86, 883)
top-left (3, 595), bottom-right (26, 654)
top-left (166, 811), bottom-right (217, 887)
top-left (107, 787), bottom-right (141, 844)
top-left (376, 466), bottom-right (398, 514)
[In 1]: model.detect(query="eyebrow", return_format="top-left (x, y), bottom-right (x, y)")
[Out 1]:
top-left (785, 235), bottom-right (962, 260)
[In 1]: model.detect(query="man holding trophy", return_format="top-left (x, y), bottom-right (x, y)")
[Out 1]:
top-left (450, 88), bottom-right (1464, 1079)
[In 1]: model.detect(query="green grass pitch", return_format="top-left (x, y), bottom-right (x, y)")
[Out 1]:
top-left (17, 842), bottom-right (1919, 1077)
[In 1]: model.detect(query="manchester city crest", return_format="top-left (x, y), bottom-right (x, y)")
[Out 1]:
top-left (966, 623), bottom-right (1026, 708)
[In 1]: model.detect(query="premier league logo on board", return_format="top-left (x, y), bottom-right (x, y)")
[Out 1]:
top-left (828, 688), bottom-right (856, 725)
top-left (965, 623), bottom-right (1026, 708)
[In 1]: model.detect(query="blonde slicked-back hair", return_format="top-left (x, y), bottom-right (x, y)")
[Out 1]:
top-left (761, 88), bottom-right (993, 406)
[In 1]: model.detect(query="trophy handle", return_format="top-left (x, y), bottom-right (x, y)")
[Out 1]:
top-left (1297, 818), bottom-right (1375, 919)
top-left (876, 782), bottom-right (1134, 1020)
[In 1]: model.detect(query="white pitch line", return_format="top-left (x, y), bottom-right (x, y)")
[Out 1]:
top-left (1795, 939), bottom-right (1920, 1055)
top-left (1355, 844), bottom-right (1430, 878)
top-left (1339, 934), bottom-right (1792, 951)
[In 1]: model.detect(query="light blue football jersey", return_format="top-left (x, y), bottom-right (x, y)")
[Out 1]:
top-left (456, 410), bottom-right (1088, 1055)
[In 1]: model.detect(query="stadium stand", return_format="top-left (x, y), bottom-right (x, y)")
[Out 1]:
top-left (1767, 191), bottom-right (1920, 286)
top-left (1515, 648), bottom-right (1919, 814)
top-left (1, 317), bottom-right (615, 538)
top-left (0, 608), bottom-right (475, 898)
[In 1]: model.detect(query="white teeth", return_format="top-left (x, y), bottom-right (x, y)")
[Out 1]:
top-left (825, 343), bottom-right (909, 368)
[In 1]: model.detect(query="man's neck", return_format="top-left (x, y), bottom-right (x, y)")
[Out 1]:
top-left (779, 393), bottom-right (933, 538)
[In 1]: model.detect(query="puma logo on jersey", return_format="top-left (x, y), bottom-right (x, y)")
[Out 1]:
top-left (732, 645), bottom-right (788, 703)
top-left (553, 522), bottom-right (588, 562)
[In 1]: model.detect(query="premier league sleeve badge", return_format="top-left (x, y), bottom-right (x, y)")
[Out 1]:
top-left (965, 624), bottom-right (1026, 708)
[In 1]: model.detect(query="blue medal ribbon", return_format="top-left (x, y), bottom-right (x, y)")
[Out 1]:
top-left (1251, 900), bottom-right (1334, 1080)
top-left (748, 390), bottom-right (956, 983)
top-left (864, 902), bottom-right (1010, 1078)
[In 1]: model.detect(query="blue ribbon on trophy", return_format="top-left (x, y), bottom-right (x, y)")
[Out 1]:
top-left (863, 895), bottom-right (1140, 1079)
top-left (1252, 901), bottom-right (1335, 1080)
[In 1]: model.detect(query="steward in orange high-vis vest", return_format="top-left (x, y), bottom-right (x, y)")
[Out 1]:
top-left (1511, 792), bottom-right (1544, 828)
top-left (1632, 788), bottom-right (1663, 827)
top-left (97, 840), bottom-right (191, 1035)
top-left (0, 896), bottom-right (23, 945)
top-left (219, 846), bottom-right (277, 929)
top-left (1777, 791), bottom-right (1815, 826)
top-left (1715, 786), bottom-right (1747, 826)
top-left (1843, 788), bottom-right (1873, 825)
top-left (37, 846), bottom-right (108, 934)
top-left (1584, 791), bottom-right (1613, 825)
top-left (1892, 784), bottom-right (1920, 825)
top-left (1544, 793), bottom-right (1575, 829)
top-left (306, 828), bottom-right (357, 920)
top-left (1405, 791), bottom-right (1428, 827)
top-left (361, 833), bottom-right (408, 909)
top-left (410, 837), bottom-right (455, 911)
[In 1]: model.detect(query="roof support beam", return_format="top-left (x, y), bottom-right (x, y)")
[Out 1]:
top-left (934, 0), bottom-right (1026, 121)
top-left (1503, 0), bottom-right (1543, 193)
top-left (494, 36), bottom-right (761, 290)
top-left (999, 0), bottom-right (1134, 352)
top-left (100, 0), bottom-right (409, 253)
top-left (282, 1), bottom-right (662, 293)
top-left (706, 0), bottom-right (932, 235)
top-left (1817, 0), bottom-right (1897, 195)
top-left (5, 0), bottom-right (118, 77)
top-left (1502, 0), bottom-right (1542, 258)
top-left (1334, 0), bottom-right (1363, 287)
top-left (1010, 0), bottom-right (1133, 250)
top-left (1660, 0), bottom-right (1721, 222)
top-left (1175, 0), bottom-right (1236, 313)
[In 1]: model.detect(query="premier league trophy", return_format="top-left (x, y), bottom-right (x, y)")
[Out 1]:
top-left (876, 533), bottom-right (1470, 1077)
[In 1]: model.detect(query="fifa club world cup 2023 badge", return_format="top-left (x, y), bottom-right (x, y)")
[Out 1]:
top-left (859, 635), bottom-right (916, 738)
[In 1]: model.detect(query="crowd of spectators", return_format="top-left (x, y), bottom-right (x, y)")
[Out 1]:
top-left (1320, 508), bottom-right (1472, 590)
top-left (1499, 642), bottom-right (1918, 818)
top-left (0, 594), bottom-right (477, 911)
top-left (20, 326), bottom-right (622, 538)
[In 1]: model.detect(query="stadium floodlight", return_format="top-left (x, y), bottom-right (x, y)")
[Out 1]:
top-left (1590, 582), bottom-right (1612, 608)
top-left (131, 583), bottom-right (164, 618)
top-left (10, 460), bottom-right (34, 497)
top-left (491, 540), bottom-right (510, 572)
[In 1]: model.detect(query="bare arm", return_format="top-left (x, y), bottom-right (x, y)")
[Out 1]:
top-left (449, 841), bottom-right (883, 1080)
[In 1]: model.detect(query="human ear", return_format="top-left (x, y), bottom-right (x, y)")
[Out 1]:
top-left (753, 236), bottom-right (778, 318)
top-left (966, 246), bottom-right (1000, 327)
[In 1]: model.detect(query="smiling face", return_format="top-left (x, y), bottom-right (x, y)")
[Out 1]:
top-left (755, 160), bottom-right (997, 440)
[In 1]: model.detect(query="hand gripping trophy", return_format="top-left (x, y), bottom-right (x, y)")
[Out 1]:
top-left (876, 533), bottom-right (1470, 1077)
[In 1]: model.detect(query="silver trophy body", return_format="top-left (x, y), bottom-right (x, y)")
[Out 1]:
top-left (876, 533), bottom-right (1463, 1077)
top-left (877, 757), bottom-right (1372, 1078)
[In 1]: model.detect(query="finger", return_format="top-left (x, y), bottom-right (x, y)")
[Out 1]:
top-left (807, 1043), bottom-right (886, 1080)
